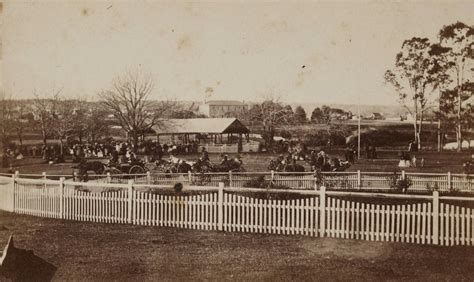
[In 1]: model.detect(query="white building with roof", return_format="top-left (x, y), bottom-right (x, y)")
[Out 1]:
top-left (198, 100), bottom-right (248, 118)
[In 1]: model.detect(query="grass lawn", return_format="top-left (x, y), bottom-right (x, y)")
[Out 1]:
top-left (0, 211), bottom-right (473, 281)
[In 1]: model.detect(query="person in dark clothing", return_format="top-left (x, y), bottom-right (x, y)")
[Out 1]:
top-left (371, 146), bottom-right (377, 159)
top-left (201, 149), bottom-right (209, 162)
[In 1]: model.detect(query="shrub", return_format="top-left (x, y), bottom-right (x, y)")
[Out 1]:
top-left (174, 182), bottom-right (183, 193)
top-left (243, 175), bottom-right (290, 189)
top-left (387, 172), bottom-right (412, 193)
top-left (279, 130), bottom-right (292, 140)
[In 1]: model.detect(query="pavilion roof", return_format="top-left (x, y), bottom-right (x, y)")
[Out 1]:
top-left (152, 118), bottom-right (250, 135)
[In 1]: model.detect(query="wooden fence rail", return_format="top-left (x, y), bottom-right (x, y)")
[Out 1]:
top-left (20, 170), bottom-right (474, 193)
top-left (0, 176), bottom-right (473, 246)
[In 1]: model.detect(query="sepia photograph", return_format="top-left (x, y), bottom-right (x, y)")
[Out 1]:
top-left (0, 0), bottom-right (473, 280)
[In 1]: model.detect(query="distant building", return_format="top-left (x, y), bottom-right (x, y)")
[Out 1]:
top-left (198, 100), bottom-right (248, 118)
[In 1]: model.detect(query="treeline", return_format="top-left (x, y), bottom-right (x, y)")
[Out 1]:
top-left (385, 21), bottom-right (474, 151)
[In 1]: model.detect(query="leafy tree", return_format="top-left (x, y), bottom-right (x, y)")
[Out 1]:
top-left (385, 37), bottom-right (440, 149)
top-left (435, 82), bottom-right (474, 147)
top-left (433, 22), bottom-right (474, 151)
top-left (310, 106), bottom-right (331, 124)
top-left (294, 106), bottom-right (307, 124)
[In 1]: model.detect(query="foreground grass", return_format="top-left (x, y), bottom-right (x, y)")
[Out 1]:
top-left (0, 211), bottom-right (473, 281)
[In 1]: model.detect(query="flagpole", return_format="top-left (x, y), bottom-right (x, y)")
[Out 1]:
top-left (358, 95), bottom-right (361, 159)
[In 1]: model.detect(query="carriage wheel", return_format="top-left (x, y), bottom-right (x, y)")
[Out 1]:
top-left (129, 165), bottom-right (145, 174)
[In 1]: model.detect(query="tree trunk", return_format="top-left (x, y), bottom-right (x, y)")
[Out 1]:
top-left (17, 132), bottom-right (23, 146)
top-left (132, 133), bottom-right (139, 153)
top-left (417, 109), bottom-right (424, 150)
top-left (457, 93), bottom-right (462, 152)
top-left (42, 133), bottom-right (47, 146)
top-left (413, 109), bottom-right (418, 145)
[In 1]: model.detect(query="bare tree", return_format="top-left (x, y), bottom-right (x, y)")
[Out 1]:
top-left (0, 92), bottom-right (14, 154)
top-left (32, 90), bottom-right (61, 146)
top-left (50, 97), bottom-right (78, 156)
top-left (11, 101), bottom-right (32, 146)
top-left (248, 97), bottom-right (294, 150)
top-left (101, 71), bottom-right (175, 152)
top-left (85, 104), bottom-right (110, 143)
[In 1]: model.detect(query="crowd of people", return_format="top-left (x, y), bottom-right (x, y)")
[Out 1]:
top-left (0, 139), bottom-right (205, 169)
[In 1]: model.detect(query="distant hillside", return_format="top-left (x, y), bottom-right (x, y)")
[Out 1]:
top-left (158, 100), bottom-right (407, 119)
top-left (292, 103), bottom-right (406, 119)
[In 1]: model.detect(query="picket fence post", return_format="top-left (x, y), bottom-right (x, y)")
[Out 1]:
top-left (447, 172), bottom-right (452, 190)
top-left (218, 182), bottom-right (224, 231)
top-left (401, 170), bottom-right (406, 180)
top-left (319, 186), bottom-right (326, 237)
top-left (146, 171), bottom-right (151, 184)
top-left (432, 190), bottom-right (439, 245)
top-left (188, 171), bottom-right (192, 184)
top-left (127, 179), bottom-right (134, 224)
top-left (42, 172), bottom-right (47, 189)
top-left (10, 171), bottom-right (18, 212)
top-left (357, 170), bottom-right (361, 189)
top-left (228, 171), bottom-right (233, 187)
top-left (59, 177), bottom-right (65, 219)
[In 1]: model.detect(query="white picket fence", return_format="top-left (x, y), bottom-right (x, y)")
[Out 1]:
top-left (12, 170), bottom-right (474, 193)
top-left (0, 175), bottom-right (473, 246)
top-left (72, 170), bottom-right (474, 193)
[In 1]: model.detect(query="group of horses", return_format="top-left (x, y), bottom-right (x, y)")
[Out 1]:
top-left (73, 151), bottom-right (350, 182)
top-left (268, 151), bottom-right (351, 173)
top-left (73, 156), bottom-right (245, 180)
top-left (154, 157), bottom-right (245, 173)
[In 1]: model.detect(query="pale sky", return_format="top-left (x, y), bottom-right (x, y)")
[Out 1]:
top-left (1, 0), bottom-right (473, 105)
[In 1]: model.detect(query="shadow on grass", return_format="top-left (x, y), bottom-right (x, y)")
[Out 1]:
top-left (0, 235), bottom-right (57, 281)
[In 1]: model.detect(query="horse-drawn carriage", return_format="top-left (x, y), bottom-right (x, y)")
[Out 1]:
top-left (304, 150), bottom-right (351, 172)
top-left (267, 159), bottom-right (305, 172)
top-left (73, 159), bottom-right (150, 181)
top-left (104, 159), bottom-right (149, 174)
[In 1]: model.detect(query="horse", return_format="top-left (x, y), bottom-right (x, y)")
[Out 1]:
top-left (73, 160), bottom-right (105, 175)
top-left (192, 159), bottom-right (214, 173)
top-left (268, 159), bottom-right (305, 172)
top-left (72, 160), bottom-right (105, 182)
top-left (168, 161), bottom-right (192, 173)
top-left (213, 159), bottom-right (245, 172)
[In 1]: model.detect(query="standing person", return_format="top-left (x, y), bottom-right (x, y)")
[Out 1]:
top-left (201, 148), bottom-right (209, 162)
top-left (411, 155), bottom-right (417, 167)
top-left (371, 146), bottom-right (377, 159)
